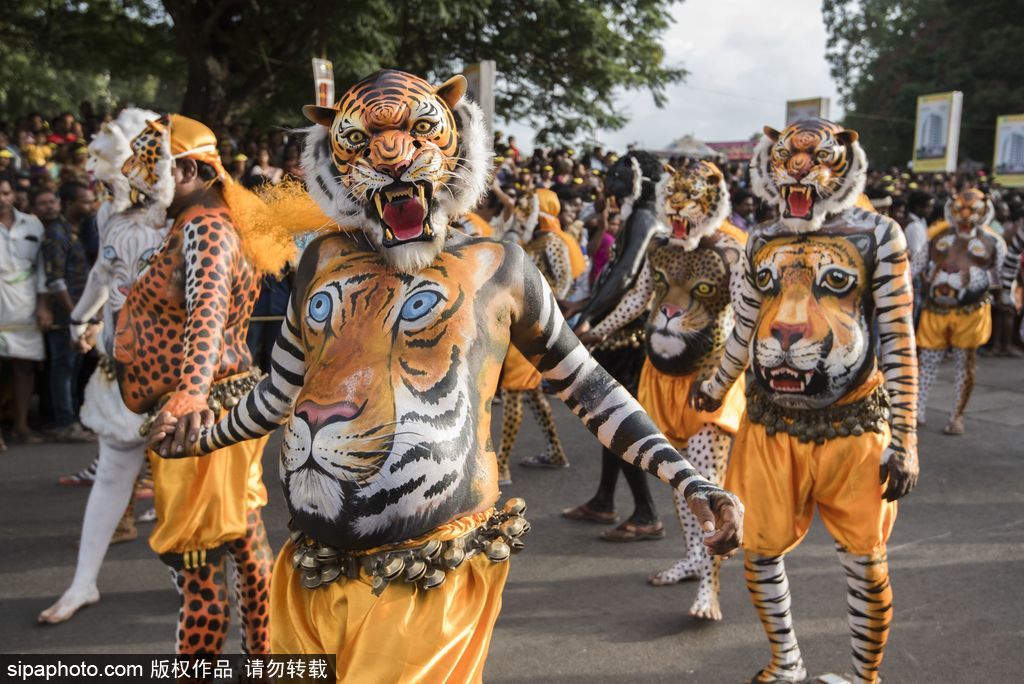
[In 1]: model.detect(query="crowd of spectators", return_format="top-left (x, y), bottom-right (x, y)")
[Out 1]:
top-left (1, 106), bottom-right (1022, 454)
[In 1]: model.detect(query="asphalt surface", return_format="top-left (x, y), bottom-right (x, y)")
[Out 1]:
top-left (1, 355), bottom-right (1022, 682)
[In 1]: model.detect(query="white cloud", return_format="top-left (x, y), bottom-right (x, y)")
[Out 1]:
top-left (501, 0), bottom-right (842, 152)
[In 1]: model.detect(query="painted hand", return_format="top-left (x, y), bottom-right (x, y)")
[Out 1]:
top-left (689, 380), bottom-right (722, 412)
top-left (879, 445), bottom-right (919, 501)
top-left (147, 410), bottom-right (214, 458)
top-left (687, 489), bottom-right (743, 558)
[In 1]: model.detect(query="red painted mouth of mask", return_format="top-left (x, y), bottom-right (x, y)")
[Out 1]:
top-left (784, 185), bottom-right (814, 218)
top-left (372, 183), bottom-right (435, 245)
top-left (671, 218), bottom-right (690, 239)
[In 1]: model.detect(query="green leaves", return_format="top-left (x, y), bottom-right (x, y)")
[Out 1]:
top-left (823, 0), bottom-right (1024, 167)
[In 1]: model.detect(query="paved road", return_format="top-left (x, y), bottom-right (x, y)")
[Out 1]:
top-left (2, 356), bottom-right (1022, 682)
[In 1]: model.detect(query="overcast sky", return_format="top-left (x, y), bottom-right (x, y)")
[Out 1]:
top-left (503, 0), bottom-right (842, 151)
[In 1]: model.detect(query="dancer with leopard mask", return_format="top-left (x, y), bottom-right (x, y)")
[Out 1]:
top-left (115, 114), bottom-right (295, 654)
top-left (38, 109), bottom-right (169, 625)
top-left (916, 188), bottom-right (1006, 435)
top-left (693, 119), bottom-right (919, 683)
top-left (580, 160), bottom-right (746, 619)
top-left (148, 69), bottom-right (743, 682)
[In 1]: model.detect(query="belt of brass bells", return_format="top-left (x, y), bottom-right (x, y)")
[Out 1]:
top-left (921, 292), bottom-right (990, 314)
top-left (289, 498), bottom-right (530, 596)
top-left (745, 381), bottom-right (891, 444)
top-left (138, 369), bottom-right (263, 437)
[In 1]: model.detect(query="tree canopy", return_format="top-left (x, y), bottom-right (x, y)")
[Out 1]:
top-left (2, 0), bottom-right (685, 142)
top-left (824, 0), bottom-right (1024, 168)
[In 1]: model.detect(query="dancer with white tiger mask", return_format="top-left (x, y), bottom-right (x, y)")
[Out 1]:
top-left (38, 108), bottom-right (168, 625)
top-left (580, 161), bottom-right (747, 619)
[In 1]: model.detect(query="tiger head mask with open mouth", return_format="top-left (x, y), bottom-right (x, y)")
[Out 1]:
top-left (302, 70), bottom-right (491, 273)
top-left (751, 118), bottom-right (867, 233)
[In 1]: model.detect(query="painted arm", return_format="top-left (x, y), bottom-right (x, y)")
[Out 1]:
top-left (578, 208), bottom-right (658, 326)
top-left (69, 260), bottom-right (111, 343)
top-left (544, 236), bottom-right (573, 300)
top-left (588, 258), bottom-right (654, 338)
top-left (510, 245), bottom-right (741, 553)
top-left (697, 250), bottom-right (760, 406)
top-left (872, 218), bottom-right (919, 501)
top-left (152, 241), bottom-right (314, 456)
top-left (990, 231), bottom-right (1008, 293)
top-left (162, 214), bottom-right (239, 417)
top-left (998, 229), bottom-right (1023, 302)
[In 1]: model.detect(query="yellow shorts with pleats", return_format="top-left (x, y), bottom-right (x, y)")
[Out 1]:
top-left (271, 514), bottom-right (511, 683)
top-left (917, 303), bottom-right (991, 349)
top-left (636, 360), bottom-right (745, 448)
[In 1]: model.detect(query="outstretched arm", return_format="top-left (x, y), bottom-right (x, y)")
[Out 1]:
top-left (586, 259), bottom-right (654, 340)
top-left (696, 250), bottom-right (759, 408)
top-left (872, 218), bottom-right (919, 501)
top-left (509, 246), bottom-right (741, 555)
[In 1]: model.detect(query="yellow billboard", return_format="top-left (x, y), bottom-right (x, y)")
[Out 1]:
top-left (993, 114), bottom-right (1024, 187)
top-left (912, 91), bottom-right (963, 173)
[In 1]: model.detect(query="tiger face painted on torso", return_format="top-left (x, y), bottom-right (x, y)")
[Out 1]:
top-left (281, 232), bottom-right (514, 549)
top-left (643, 234), bottom-right (742, 377)
top-left (747, 213), bottom-right (880, 409)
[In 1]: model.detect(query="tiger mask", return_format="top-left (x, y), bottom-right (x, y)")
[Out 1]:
top-left (751, 119), bottom-right (867, 233)
top-left (751, 234), bottom-right (873, 409)
top-left (656, 161), bottom-right (730, 251)
top-left (302, 70), bottom-right (491, 274)
top-left (944, 188), bottom-right (994, 236)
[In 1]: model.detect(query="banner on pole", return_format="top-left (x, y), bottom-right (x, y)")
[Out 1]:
top-left (463, 61), bottom-right (496, 132)
top-left (785, 98), bottom-right (830, 125)
top-left (912, 91), bottom-right (963, 173)
top-left (312, 58), bottom-right (335, 107)
top-left (993, 114), bottom-right (1024, 187)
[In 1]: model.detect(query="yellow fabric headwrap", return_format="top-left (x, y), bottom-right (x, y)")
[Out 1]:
top-left (535, 189), bottom-right (586, 279)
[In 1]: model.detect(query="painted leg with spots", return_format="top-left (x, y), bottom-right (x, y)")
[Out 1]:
top-left (521, 388), bottom-right (569, 467)
top-left (745, 553), bottom-right (807, 683)
top-left (228, 510), bottom-right (273, 655)
top-left (496, 389), bottom-right (523, 485)
top-left (916, 348), bottom-right (944, 427)
top-left (837, 546), bottom-right (892, 684)
top-left (944, 348), bottom-right (976, 435)
top-left (170, 556), bottom-right (231, 654)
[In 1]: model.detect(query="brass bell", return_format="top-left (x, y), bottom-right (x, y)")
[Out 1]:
top-left (443, 545), bottom-right (466, 569)
top-left (319, 565), bottom-right (342, 584)
top-left (404, 559), bottom-right (427, 582)
top-left (852, 425), bottom-right (864, 436)
top-left (301, 569), bottom-right (321, 590)
top-left (485, 540), bottom-right (511, 562)
top-left (382, 556), bottom-right (406, 580)
top-left (371, 576), bottom-right (387, 594)
top-left (510, 538), bottom-right (525, 552)
top-left (421, 540), bottom-right (442, 560)
top-left (291, 549), bottom-right (304, 569)
top-left (209, 399), bottom-right (222, 413)
top-left (224, 395), bottom-right (239, 408)
top-left (300, 552), bottom-right (319, 569)
top-left (500, 518), bottom-right (526, 539)
top-left (503, 498), bottom-right (527, 516)
top-left (316, 546), bottom-right (339, 561)
top-left (420, 568), bottom-right (446, 590)
top-left (289, 528), bottom-right (304, 544)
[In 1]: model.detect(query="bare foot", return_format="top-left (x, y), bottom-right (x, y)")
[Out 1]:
top-left (943, 415), bottom-right (964, 435)
top-left (648, 558), bottom-right (698, 586)
top-left (38, 586), bottom-right (100, 624)
top-left (688, 586), bottom-right (722, 621)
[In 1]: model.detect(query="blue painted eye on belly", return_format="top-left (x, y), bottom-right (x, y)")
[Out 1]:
top-left (308, 291), bottom-right (333, 323)
top-left (399, 290), bottom-right (442, 322)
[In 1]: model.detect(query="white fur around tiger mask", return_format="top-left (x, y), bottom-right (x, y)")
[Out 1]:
top-left (302, 70), bottom-right (491, 274)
